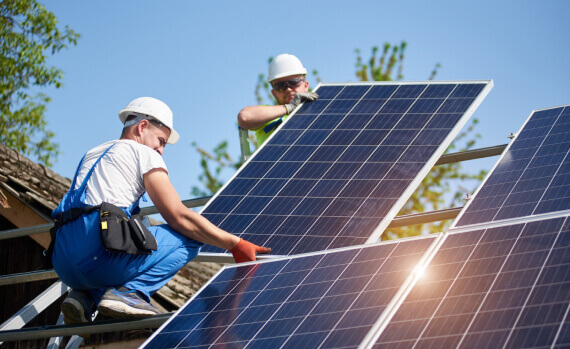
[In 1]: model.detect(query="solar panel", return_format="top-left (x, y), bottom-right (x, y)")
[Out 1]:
top-left (200, 81), bottom-right (493, 257)
top-left (454, 105), bottom-right (570, 227)
top-left (371, 215), bottom-right (570, 348)
top-left (140, 235), bottom-right (440, 348)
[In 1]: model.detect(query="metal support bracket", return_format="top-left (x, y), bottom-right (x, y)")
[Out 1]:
top-left (238, 127), bottom-right (252, 163)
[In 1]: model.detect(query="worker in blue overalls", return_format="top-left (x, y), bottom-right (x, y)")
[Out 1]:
top-left (237, 54), bottom-right (319, 145)
top-left (50, 97), bottom-right (270, 324)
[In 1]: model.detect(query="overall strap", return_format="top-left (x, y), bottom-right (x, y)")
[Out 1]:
top-left (76, 143), bottom-right (116, 192)
top-left (263, 117), bottom-right (283, 134)
top-left (46, 143), bottom-right (117, 261)
top-left (68, 153), bottom-right (87, 192)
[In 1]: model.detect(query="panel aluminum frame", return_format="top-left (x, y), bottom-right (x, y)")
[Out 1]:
top-left (140, 234), bottom-right (443, 349)
top-left (449, 104), bottom-right (570, 232)
top-left (197, 80), bottom-right (493, 259)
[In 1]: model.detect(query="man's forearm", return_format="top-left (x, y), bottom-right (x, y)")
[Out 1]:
top-left (237, 105), bottom-right (287, 130)
top-left (173, 209), bottom-right (240, 250)
top-left (144, 170), bottom-right (240, 250)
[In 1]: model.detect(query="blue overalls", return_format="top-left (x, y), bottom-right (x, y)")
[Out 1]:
top-left (51, 143), bottom-right (203, 303)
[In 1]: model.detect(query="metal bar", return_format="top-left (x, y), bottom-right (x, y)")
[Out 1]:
top-left (64, 336), bottom-right (84, 349)
top-left (0, 281), bottom-right (69, 338)
top-left (0, 313), bottom-right (171, 342)
top-left (0, 207), bottom-right (465, 281)
top-left (193, 252), bottom-right (277, 264)
top-left (386, 207), bottom-right (463, 228)
top-left (0, 197), bottom-right (212, 240)
top-left (137, 196), bottom-right (212, 217)
top-left (0, 207), bottom-right (464, 287)
top-left (1, 251), bottom-right (274, 287)
top-left (0, 269), bottom-right (58, 286)
top-left (193, 206), bottom-right (464, 262)
top-left (46, 313), bottom-right (66, 349)
top-left (0, 223), bottom-right (53, 240)
top-left (239, 128), bottom-right (252, 163)
top-left (0, 144), bottom-right (505, 241)
top-left (435, 144), bottom-right (507, 166)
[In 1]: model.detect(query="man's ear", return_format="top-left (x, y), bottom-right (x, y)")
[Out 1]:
top-left (271, 88), bottom-right (277, 100)
top-left (136, 119), bottom-right (150, 136)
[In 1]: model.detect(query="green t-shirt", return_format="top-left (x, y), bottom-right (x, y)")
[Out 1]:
top-left (254, 114), bottom-right (289, 146)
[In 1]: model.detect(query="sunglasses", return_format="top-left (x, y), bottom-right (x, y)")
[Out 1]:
top-left (272, 78), bottom-right (305, 92)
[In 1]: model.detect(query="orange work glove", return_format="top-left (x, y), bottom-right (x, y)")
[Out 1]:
top-left (230, 238), bottom-right (271, 263)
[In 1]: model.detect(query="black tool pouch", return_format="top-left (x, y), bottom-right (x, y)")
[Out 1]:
top-left (99, 202), bottom-right (157, 255)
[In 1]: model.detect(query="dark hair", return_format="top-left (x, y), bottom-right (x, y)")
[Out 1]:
top-left (125, 114), bottom-right (138, 123)
top-left (147, 118), bottom-right (166, 129)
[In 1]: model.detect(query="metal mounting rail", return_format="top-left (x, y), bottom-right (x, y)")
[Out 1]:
top-left (0, 144), bottom-right (507, 242)
top-left (387, 207), bottom-right (463, 228)
top-left (435, 144), bottom-right (507, 166)
top-left (0, 223), bottom-right (53, 241)
top-left (0, 313), bottom-right (171, 342)
top-left (137, 196), bottom-right (212, 217)
top-left (1, 206), bottom-right (468, 286)
top-left (0, 196), bottom-right (213, 241)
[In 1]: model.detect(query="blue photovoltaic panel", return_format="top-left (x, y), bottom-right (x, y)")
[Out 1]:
top-left (141, 236), bottom-right (439, 349)
top-left (372, 216), bottom-right (570, 348)
top-left (200, 81), bottom-right (492, 256)
top-left (455, 105), bottom-right (570, 227)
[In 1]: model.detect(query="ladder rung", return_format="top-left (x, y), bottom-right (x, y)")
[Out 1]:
top-left (0, 269), bottom-right (58, 286)
top-left (0, 313), bottom-right (171, 342)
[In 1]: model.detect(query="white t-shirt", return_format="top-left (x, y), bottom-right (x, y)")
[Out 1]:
top-left (74, 140), bottom-right (168, 207)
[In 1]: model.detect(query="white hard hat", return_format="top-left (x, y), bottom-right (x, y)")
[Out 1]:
top-left (267, 54), bottom-right (307, 83)
top-left (118, 97), bottom-right (179, 144)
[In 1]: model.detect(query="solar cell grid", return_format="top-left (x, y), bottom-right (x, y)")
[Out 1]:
top-left (200, 82), bottom-right (492, 256)
top-left (456, 105), bottom-right (570, 227)
top-left (371, 216), bottom-right (570, 348)
top-left (141, 236), bottom-right (439, 349)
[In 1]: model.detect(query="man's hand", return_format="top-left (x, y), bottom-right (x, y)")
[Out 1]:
top-left (230, 238), bottom-right (271, 263)
top-left (284, 92), bottom-right (319, 114)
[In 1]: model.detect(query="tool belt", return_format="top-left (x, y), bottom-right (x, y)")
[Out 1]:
top-left (98, 202), bottom-right (157, 255)
top-left (46, 202), bottom-right (157, 261)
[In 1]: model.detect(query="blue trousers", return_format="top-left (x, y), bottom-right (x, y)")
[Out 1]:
top-left (52, 211), bottom-right (202, 303)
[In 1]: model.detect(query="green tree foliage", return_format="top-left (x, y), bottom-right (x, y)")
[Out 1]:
top-left (355, 42), bottom-right (440, 82)
top-left (0, 0), bottom-right (79, 166)
top-left (190, 140), bottom-right (241, 198)
top-left (192, 42), bottom-right (486, 240)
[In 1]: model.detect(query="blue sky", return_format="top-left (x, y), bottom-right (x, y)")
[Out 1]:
top-left (42, 0), bottom-right (569, 206)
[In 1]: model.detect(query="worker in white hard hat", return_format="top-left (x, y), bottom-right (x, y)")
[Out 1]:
top-left (238, 54), bottom-right (319, 145)
top-left (48, 97), bottom-right (270, 324)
